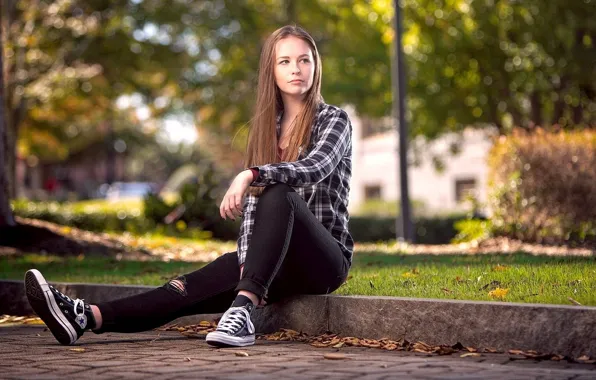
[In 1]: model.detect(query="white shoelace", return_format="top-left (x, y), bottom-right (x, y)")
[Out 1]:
top-left (217, 307), bottom-right (252, 335)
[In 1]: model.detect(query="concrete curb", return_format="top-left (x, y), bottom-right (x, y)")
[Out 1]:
top-left (1, 280), bottom-right (594, 357)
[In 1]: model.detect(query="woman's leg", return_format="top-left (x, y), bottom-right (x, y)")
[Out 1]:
top-left (93, 251), bottom-right (240, 333)
top-left (206, 183), bottom-right (349, 347)
top-left (241, 184), bottom-right (350, 302)
top-left (25, 251), bottom-right (241, 345)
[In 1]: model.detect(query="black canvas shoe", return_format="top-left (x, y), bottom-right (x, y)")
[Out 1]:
top-left (206, 303), bottom-right (255, 347)
top-left (25, 269), bottom-right (96, 345)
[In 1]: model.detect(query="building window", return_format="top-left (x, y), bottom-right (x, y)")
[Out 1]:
top-left (364, 184), bottom-right (382, 200)
top-left (455, 178), bottom-right (476, 203)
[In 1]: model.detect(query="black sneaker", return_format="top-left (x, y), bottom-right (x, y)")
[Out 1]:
top-left (24, 269), bottom-right (96, 345)
top-left (206, 303), bottom-right (255, 347)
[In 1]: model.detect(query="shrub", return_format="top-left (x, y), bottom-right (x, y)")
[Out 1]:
top-left (353, 199), bottom-right (427, 217)
top-left (487, 129), bottom-right (596, 244)
top-left (451, 218), bottom-right (492, 243)
top-left (349, 214), bottom-right (467, 244)
top-left (143, 162), bottom-right (240, 240)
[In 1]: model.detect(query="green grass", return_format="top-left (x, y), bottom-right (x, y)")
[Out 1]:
top-left (2, 250), bottom-right (595, 306)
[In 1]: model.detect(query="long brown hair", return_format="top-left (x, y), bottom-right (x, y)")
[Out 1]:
top-left (246, 25), bottom-right (323, 196)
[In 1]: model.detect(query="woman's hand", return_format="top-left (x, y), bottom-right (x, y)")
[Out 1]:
top-left (220, 170), bottom-right (253, 220)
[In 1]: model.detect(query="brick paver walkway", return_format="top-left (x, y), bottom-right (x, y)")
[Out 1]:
top-left (1, 326), bottom-right (594, 379)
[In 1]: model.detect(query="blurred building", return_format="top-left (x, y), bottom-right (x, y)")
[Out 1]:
top-left (16, 141), bottom-right (127, 201)
top-left (346, 106), bottom-right (495, 216)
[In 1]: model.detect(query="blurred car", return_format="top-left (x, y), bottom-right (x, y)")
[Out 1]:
top-left (105, 182), bottom-right (157, 200)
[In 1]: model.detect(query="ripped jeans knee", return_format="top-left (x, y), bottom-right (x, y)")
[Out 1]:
top-left (164, 275), bottom-right (187, 296)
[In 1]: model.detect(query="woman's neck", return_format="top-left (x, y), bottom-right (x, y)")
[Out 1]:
top-left (280, 95), bottom-right (305, 131)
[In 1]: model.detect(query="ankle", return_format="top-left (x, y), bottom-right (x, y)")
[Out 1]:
top-left (90, 305), bottom-right (103, 330)
top-left (237, 291), bottom-right (259, 305)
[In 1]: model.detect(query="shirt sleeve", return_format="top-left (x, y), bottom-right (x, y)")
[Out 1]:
top-left (249, 108), bottom-right (352, 187)
top-left (236, 193), bottom-right (258, 265)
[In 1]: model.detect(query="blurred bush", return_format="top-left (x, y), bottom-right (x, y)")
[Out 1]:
top-left (353, 199), bottom-right (427, 217)
top-left (144, 162), bottom-right (239, 241)
top-left (349, 214), bottom-right (467, 244)
top-left (451, 218), bottom-right (492, 244)
top-left (488, 129), bottom-right (596, 244)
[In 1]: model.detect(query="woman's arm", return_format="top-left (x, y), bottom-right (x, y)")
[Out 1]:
top-left (249, 108), bottom-right (352, 187)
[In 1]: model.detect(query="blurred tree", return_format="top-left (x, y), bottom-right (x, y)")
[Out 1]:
top-left (399, 0), bottom-right (596, 137)
top-left (2, 0), bottom-right (197, 196)
top-left (1, 0), bottom-right (16, 227)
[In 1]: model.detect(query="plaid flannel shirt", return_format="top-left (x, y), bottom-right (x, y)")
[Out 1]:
top-left (236, 102), bottom-right (354, 266)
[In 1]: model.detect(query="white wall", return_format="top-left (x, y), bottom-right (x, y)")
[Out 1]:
top-left (347, 107), bottom-right (494, 215)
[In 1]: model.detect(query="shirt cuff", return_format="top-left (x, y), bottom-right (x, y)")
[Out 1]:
top-left (250, 168), bottom-right (259, 182)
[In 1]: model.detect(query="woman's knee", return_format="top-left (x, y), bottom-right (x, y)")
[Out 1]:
top-left (258, 183), bottom-right (294, 206)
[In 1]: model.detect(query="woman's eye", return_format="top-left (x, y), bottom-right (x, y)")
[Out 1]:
top-left (301, 58), bottom-right (311, 63)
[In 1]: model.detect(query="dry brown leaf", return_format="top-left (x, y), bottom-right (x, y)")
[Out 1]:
top-left (198, 321), bottom-right (212, 327)
top-left (508, 349), bottom-right (525, 355)
top-left (324, 353), bottom-right (347, 360)
top-left (342, 337), bottom-right (361, 346)
top-left (311, 341), bottom-right (331, 348)
top-left (383, 343), bottom-right (398, 351)
top-left (332, 342), bottom-right (344, 348)
top-left (235, 351), bottom-right (249, 357)
top-left (360, 339), bottom-right (381, 348)
top-left (465, 347), bottom-right (477, 352)
top-left (69, 348), bottom-right (86, 352)
top-left (441, 288), bottom-right (452, 293)
top-left (460, 353), bottom-right (482, 358)
top-left (484, 348), bottom-right (499, 353)
top-left (551, 355), bottom-right (564, 361)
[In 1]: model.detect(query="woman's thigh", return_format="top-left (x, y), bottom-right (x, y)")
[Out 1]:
top-left (267, 192), bottom-right (349, 301)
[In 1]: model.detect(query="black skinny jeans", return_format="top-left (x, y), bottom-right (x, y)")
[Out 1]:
top-left (95, 183), bottom-right (350, 333)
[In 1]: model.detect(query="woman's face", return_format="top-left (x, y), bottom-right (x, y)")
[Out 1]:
top-left (274, 36), bottom-right (315, 100)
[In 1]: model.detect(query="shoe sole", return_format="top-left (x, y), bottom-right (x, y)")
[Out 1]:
top-left (205, 331), bottom-right (255, 347)
top-left (25, 269), bottom-right (77, 345)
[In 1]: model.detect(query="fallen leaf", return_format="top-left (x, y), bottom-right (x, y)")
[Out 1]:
top-left (324, 353), bottom-right (346, 360)
top-left (441, 288), bottom-right (452, 294)
top-left (488, 287), bottom-right (509, 299)
top-left (235, 351), bottom-right (249, 357)
top-left (493, 264), bottom-right (508, 271)
top-left (185, 357), bottom-right (191, 362)
top-left (508, 349), bottom-right (525, 355)
top-left (332, 342), bottom-right (344, 348)
top-left (465, 347), bottom-right (477, 353)
top-left (69, 348), bottom-right (86, 352)
top-left (568, 297), bottom-right (582, 306)
top-left (460, 353), bottom-right (482, 358)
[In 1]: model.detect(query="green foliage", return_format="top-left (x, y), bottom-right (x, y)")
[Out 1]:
top-left (487, 129), bottom-right (596, 244)
top-left (349, 214), bottom-right (466, 244)
top-left (11, 199), bottom-right (150, 233)
top-left (10, 198), bottom-right (211, 239)
top-left (144, 162), bottom-right (239, 240)
top-left (452, 219), bottom-right (493, 244)
top-left (353, 199), bottom-right (426, 217)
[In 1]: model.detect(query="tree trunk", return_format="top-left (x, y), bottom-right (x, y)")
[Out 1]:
top-left (0, 0), bottom-right (16, 227)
